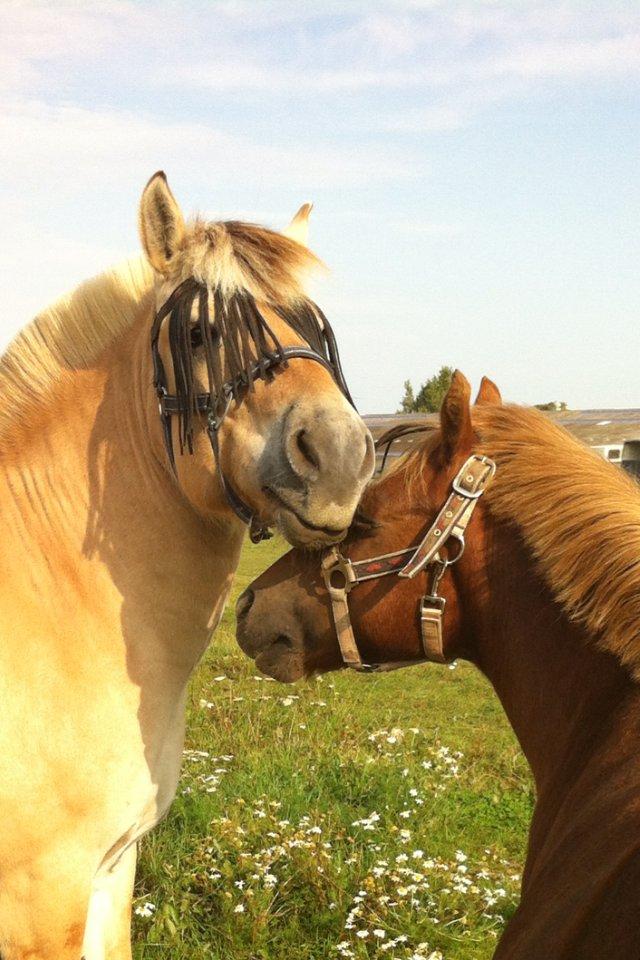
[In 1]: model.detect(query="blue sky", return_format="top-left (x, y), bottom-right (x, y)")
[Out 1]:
top-left (2, 0), bottom-right (639, 412)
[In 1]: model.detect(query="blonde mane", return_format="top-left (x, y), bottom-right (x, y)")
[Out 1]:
top-left (0, 256), bottom-right (154, 446)
top-left (398, 404), bottom-right (640, 676)
top-left (0, 219), bottom-right (320, 448)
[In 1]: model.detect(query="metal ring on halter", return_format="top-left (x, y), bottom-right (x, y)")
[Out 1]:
top-left (446, 531), bottom-right (465, 565)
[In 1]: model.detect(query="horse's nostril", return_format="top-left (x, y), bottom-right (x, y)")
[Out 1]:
top-left (274, 634), bottom-right (294, 650)
top-left (236, 589), bottom-right (255, 621)
top-left (296, 429), bottom-right (320, 471)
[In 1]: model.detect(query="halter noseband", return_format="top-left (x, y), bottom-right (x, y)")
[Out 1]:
top-left (321, 439), bottom-right (496, 672)
top-left (150, 277), bottom-right (355, 543)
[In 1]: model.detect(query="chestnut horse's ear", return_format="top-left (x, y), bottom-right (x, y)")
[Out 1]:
top-left (139, 171), bottom-right (186, 276)
top-left (474, 376), bottom-right (502, 406)
top-left (440, 370), bottom-right (473, 461)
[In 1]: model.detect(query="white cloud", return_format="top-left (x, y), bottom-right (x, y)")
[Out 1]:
top-left (376, 104), bottom-right (464, 132)
top-left (0, 100), bottom-right (414, 196)
top-left (165, 62), bottom-right (423, 93)
top-left (487, 34), bottom-right (640, 81)
top-left (390, 221), bottom-right (463, 236)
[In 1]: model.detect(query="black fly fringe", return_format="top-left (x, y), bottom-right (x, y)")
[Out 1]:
top-left (156, 278), bottom-right (342, 456)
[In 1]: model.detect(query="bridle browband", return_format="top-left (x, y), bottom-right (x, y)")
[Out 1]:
top-left (150, 277), bottom-right (355, 542)
top-left (321, 428), bottom-right (496, 672)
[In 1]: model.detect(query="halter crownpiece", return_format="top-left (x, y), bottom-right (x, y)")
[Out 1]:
top-left (150, 277), bottom-right (355, 542)
top-left (321, 431), bottom-right (496, 671)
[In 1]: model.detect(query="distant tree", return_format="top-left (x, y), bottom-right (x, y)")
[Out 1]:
top-left (534, 401), bottom-right (567, 412)
top-left (414, 365), bottom-right (454, 413)
top-left (398, 379), bottom-right (416, 413)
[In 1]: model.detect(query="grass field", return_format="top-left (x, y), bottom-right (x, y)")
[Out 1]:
top-left (132, 538), bottom-right (533, 960)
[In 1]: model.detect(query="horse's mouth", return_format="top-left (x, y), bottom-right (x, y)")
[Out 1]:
top-left (236, 614), bottom-right (305, 683)
top-left (262, 485), bottom-right (347, 545)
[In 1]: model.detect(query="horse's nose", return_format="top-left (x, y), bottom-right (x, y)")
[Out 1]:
top-left (284, 406), bottom-right (374, 488)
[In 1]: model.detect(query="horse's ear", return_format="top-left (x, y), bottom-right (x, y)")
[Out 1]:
top-left (283, 202), bottom-right (313, 246)
top-left (139, 171), bottom-right (186, 276)
top-left (440, 370), bottom-right (473, 461)
top-left (474, 376), bottom-right (502, 406)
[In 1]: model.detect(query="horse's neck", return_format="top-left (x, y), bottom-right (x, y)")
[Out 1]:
top-left (0, 307), bottom-right (244, 677)
top-left (477, 527), bottom-right (640, 957)
top-left (473, 525), bottom-right (637, 789)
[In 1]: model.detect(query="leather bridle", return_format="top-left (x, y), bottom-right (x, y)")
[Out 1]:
top-left (150, 277), bottom-right (355, 543)
top-left (321, 430), bottom-right (496, 671)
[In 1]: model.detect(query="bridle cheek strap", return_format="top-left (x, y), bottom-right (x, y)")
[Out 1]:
top-left (321, 454), bottom-right (496, 672)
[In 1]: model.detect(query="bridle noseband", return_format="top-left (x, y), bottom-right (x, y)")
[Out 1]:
top-left (150, 277), bottom-right (355, 542)
top-left (321, 440), bottom-right (496, 672)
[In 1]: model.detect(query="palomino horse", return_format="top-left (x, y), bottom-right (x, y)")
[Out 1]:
top-left (237, 372), bottom-right (640, 959)
top-left (0, 172), bottom-right (373, 959)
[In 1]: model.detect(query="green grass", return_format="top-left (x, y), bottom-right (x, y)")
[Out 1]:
top-left (132, 538), bottom-right (533, 960)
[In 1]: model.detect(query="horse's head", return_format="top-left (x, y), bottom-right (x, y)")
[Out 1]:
top-left (236, 371), bottom-right (502, 681)
top-left (139, 172), bottom-right (374, 548)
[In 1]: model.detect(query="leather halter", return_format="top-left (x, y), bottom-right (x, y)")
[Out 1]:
top-left (321, 447), bottom-right (496, 672)
top-left (150, 277), bottom-right (355, 543)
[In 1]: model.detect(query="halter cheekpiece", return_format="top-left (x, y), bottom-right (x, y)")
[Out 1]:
top-left (150, 277), bottom-right (354, 542)
top-left (321, 429), bottom-right (496, 671)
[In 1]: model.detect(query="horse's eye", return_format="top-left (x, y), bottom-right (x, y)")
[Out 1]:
top-left (190, 327), bottom-right (203, 350)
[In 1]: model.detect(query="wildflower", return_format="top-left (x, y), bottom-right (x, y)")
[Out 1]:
top-left (233, 903), bottom-right (245, 913)
top-left (134, 902), bottom-right (155, 918)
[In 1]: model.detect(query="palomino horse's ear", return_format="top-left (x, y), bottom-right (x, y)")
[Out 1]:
top-left (440, 370), bottom-right (473, 461)
top-left (474, 376), bottom-right (502, 406)
top-left (283, 203), bottom-right (313, 246)
top-left (138, 171), bottom-right (186, 276)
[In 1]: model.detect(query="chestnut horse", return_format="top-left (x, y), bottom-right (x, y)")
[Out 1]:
top-left (237, 372), bottom-right (640, 959)
top-left (0, 172), bottom-right (373, 959)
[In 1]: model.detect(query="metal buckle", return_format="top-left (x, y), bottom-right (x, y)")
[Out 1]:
top-left (322, 551), bottom-right (357, 599)
top-left (452, 454), bottom-right (496, 499)
top-left (207, 394), bottom-right (233, 434)
top-left (421, 594), bottom-right (446, 615)
top-left (156, 387), bottom-right (169, 418)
